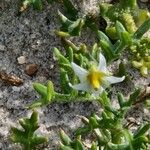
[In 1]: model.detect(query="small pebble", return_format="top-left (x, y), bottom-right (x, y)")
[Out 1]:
top-left (127, 117), bottom-right (136, 123)
top-left (12, 86), bottom-right (21, 92)
top-left (17, 56), bottom-right (26, 64)
top-left (0, 44), bottom-right (5, 51)
top-left (50, 64), bottom-right (54, 69)
top-left (25, 64), bottom-right (38, 76)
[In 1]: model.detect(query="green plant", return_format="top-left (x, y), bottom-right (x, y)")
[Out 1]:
top-left (59, 129), bottom-right (85, 150)
top-left (20, 0), bottom-right (78, 15)
top-left (56, 11), bottom-right (85, 37)
top-left (100, 0), bottom-right (150, 35)
top-left (11, 110), bottom-right (47, 150)
top-left (56, 10), bottom-right (150, 76)
top-left (13, 0), bottom-right (150, 149)
top-left (59, 91), bottom-right (150, 150)
top-left (27, 81), bottom-right (55, 108)
top-left (20, 0), bottom-right (50, 11)
top-left (97, 19), bottom-right (150, 61)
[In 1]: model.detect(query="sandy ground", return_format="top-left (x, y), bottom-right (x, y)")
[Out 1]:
top-left (0, 0), bottom-right (149, 149)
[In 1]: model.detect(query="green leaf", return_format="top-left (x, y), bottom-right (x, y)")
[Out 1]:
top-left (89, 117), bottom-right (99, 128)
top-left (59, 142), bottom-right (74, 150)
top-left (132, 136), bottom-right (149, 148)
top-left (107, 142), bottom-right (129, 150)
top-left (91, 43), bottom-right (99, 60)
top-left (76, 127), bottom-right (91, 136)
top-left (30, 110), bottom-right (39, 130)
top-left (55, 31), bottom-right (70, 38)
top-left (120, 0), bottom-right (137, 9)
top-left (91, 142), bottom-right (97, 150)
top-left (106, 26), bottom-right (118, 40)
top-left (117, 93), bottom-right (125, 108)
top-left (19, 119), bottom-right (28, 131)
top-left (61, 38), bottom-right (79, 52)
top-left (68, 19), bottom-right (84, 36)
top-left (134, 124), bottom-right (150, 138)
top-left (31, 136), bottom-right (47, 146)
top-left (46, 81), bottom-right (55, 102)
top-left (127, 89), bottom-right (141, 106)
top-left (100, 40), bottom-right (114, 62)
top-left (60, 129), bottom-right (72, 146)
top-left (58, 11), bottom-right (73, 31)
top-left (120, 31), bottom-right (131, 45)
top-left (33, 0), bottom-right (43, 10)
top-left (97, 31), bottom-right (113, 49)
top-left (99, 3), bottom-right (112, 18)
top-left (114, 40), bottom-right (126, 54)
top-left (33, 83), bottom-right (47, 98)
top-left (105, 106), bottom-right (118, 116)
top-left (100, 91), bottom-right (111, 107)
top-left (11, 127), bottom-right (27, 144)
top-left (72, 139), bottom-right (85, 150)
top-left (62, 0), bottom-right (78, 20)
top-left (84, 15), bottom-right (99, 31)
top-left (60, 68), bottom-right (71, 94)
top-left (67, 47), bottom-right (73, 62)
top-left (54, 48), bottom-right (71, 66)
top-left (11, 111), bottom-right (47, 149)
top-left (27, 100), bottom-right (43, 109)
top-left (133, 18), bottom-right (150, 39)
top-left (115, 21), bottom-right (126, 40)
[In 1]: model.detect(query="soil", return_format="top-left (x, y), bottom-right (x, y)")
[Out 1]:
top-left (0, 0), bottom-right (149, 149)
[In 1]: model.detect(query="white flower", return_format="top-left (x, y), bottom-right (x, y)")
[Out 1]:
top-left (69, 53), bottom-right (125, 96)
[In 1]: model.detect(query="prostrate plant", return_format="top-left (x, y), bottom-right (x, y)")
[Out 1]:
top-left (98, 0), bottom-right (150, 77)
top-left (59, 91), bottom-right (150, 150)
top-left (59, 129), bottom-right (85, 150)
top-left (97, 19), bottom-right (150, 77)
top-left (56, 16), bottom-right (150, 76)
top-left (97, 21), bottom-right (132, 62)
top-left (56, 0), bottom-right (150, 77)
top-left (10, 110), bottom-right (47, 150)
top-left (59, 129), bottom-right (99, 150)
top-left (54, 44), bottom-right (125, 95)
top-left (131, 19), bottom-right (150, 77)
top-left (100, 0), bottom-right (150, 35)
top-left (26, 48), bottom-right (126, 109)
top-left (20, 0), bottom-right (52, 11)
top-left (56, 11), bottom-right (85, 37)
top-left (12, 0), bottom-right (150, 149)
top-left (27, 81), bottom-right (55, 108)
top-left (20, 0), bottom-right (78, 15)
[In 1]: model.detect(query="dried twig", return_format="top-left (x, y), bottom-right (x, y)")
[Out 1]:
top-left (0, 71), bottom-right (23, 86)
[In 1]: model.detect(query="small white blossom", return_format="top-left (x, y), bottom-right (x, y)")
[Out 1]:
top-left (69, 53), bottom-right (125, 96)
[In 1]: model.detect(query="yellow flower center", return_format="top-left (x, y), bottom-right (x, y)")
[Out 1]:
top-left (87, 71), bottom-right (106, 91)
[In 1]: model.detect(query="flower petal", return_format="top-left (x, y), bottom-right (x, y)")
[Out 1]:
top-left (71, 62), bottom-right (88, 82)
top-left (69, 82), bottom-right (91, 91)
top-left (98, 53), bottom-right (108, 72)
top-left (92, 87), bottom-right (104, 97)
top-left (105, 76), bottom-right (125, 84)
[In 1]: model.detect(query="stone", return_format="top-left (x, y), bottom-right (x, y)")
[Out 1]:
top-left (25, 64), bottom-right (38, 76)
top-left (17, 56), bottom-right (26, 64)
top-left (0, 44), bottom-right (5, 51)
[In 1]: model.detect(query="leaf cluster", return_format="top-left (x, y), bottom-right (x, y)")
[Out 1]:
top-left (11, 110), bottom-right (47, 150)
top-left (60, 91), bottom-right (150, 150)
top-left (55, 0), bottom-right (150, 76)
top-left (100, 0), bottom-right (150, 34)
